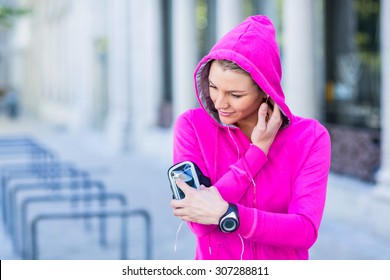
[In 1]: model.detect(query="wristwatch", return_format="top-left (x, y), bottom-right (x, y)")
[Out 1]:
top-left (219, 203), bottom-right (239, 233)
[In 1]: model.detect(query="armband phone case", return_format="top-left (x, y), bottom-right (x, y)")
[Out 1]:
top-left (167, 161), bottom-right (211, 199)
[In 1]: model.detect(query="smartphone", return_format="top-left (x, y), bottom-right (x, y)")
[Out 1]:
top-left (167, 161), bottom-right (210, 200)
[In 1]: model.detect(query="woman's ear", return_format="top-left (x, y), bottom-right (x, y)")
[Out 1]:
top-left (263, 94), bottom-right (275, 110)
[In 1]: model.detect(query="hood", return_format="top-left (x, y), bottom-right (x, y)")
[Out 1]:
top-left (194, 15), bottom-right (292, 128)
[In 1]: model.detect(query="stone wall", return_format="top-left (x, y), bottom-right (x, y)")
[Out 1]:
top-left (327, 124), bottom-right (380, 182)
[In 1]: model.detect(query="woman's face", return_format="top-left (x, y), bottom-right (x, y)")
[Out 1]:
top-left (208, 61), bottom-right (264, 127)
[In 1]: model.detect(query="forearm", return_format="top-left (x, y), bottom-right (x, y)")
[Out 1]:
top-left (236, 205), bottom-right (318, 249)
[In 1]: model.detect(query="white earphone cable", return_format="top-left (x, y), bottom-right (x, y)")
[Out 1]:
top-left (173, 221), bottom-right (184, 252)
top-left (238, 234), bottom-right (245, 260)
top-left (227, 126), bottom-right (240, 160)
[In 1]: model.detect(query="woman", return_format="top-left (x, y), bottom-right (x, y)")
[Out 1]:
top-left (170, 15), bottom-right (331, 260)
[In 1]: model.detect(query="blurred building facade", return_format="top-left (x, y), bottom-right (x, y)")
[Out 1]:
top-left (1, 0), bottom-right (390, 196)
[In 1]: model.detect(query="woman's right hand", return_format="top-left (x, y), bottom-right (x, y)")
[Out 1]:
top-left (251, 101), bottom-right (282, 155)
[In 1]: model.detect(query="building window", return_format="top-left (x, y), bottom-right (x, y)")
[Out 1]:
top-left (325, 0), bottom-right (381, 181)
top-left (325, 0), bottom-right (380, 129)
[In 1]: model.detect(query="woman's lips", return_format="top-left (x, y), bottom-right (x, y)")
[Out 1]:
top-left (218, 111), bottom-right (233, 117)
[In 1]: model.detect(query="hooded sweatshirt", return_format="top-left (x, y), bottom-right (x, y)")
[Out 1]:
top-left (173, 15), bottom-right (331, 260)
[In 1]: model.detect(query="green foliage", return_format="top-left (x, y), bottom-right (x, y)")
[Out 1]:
top-left (0, 5), bottom-right (30, 29)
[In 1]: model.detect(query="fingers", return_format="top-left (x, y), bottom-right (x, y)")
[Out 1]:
top-left (257, 102), bottom-right (269, 129)
top-left (172, 207), bottom-right (187, 217)
top-left (170, 179), bottom-right (192, 219)
top-left (251, 98), bottom-right (283, 154)
top-left (170, 198), bottom-right (182, 208)
top-left (171, 206), bottom-right (191, 221)
top-left (175, 178), bottom-right (192, 195)
top-left (267, 103), bottom-right (282, 132)
top-left (257, 101), bottom-right (282, 130)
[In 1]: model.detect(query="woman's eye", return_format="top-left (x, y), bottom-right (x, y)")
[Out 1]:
top-left (209, 84), bottom-right (216, 89)
top-left (230, 93), bottom-right (241, 98)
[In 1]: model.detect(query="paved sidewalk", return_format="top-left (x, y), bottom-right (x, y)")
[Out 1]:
top-left (0, 117), bottom-right (389, 260)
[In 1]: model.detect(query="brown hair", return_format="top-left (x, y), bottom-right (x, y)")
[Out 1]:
top-left (213, 60), bottom-right (263, 94)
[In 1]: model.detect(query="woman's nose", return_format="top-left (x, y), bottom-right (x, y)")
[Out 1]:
top-left (214, 93), bottom-right (228, 109)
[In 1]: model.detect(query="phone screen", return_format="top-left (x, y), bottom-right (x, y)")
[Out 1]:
top-left (170, 162), bottom-right (197, 199)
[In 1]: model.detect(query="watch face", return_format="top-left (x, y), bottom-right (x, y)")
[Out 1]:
top-left (223, 218), bottom-right (237, 231)
top-left (219, 204), bottom-right (239, 233)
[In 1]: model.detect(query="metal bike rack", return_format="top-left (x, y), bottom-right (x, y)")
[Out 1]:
top-left (22, 192), bottom-right (127, 259)
top-left (0, 136), bottom-right (153, 260)
top-left (9, 179), bottom-right (104, 253)
top-left (1, 163), bottom-right (86, 225)
top-left (30, 207), bottom-right (152, 260)
top-left (0, 138), bottom-right (56, 163)
top-left (0, 136), bottom-right (38, 145)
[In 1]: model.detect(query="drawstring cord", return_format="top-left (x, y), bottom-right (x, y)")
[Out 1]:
top-left (227, 126), bottom-right (240, 159)
top-left (208, 235), bottom-right (212, 255)
top-left (239, 234), bottom-right (244, 260)
top-left (173, 221), bottom-right (184, 253)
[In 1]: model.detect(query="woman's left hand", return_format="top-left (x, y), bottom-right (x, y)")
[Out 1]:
top-left (170, 178), bottom-right (228, 225)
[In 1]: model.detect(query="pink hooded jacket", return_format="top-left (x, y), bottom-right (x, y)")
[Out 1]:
top-left (173, 15), bottom-right (331, 260)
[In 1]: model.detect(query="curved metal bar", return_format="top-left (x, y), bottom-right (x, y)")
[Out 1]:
top-left (22, 192), bottom-right (126, 259)
top-left (30, 208), bottom-right (152, 260)
top-left (9, 179), bottom-right (102, 254)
